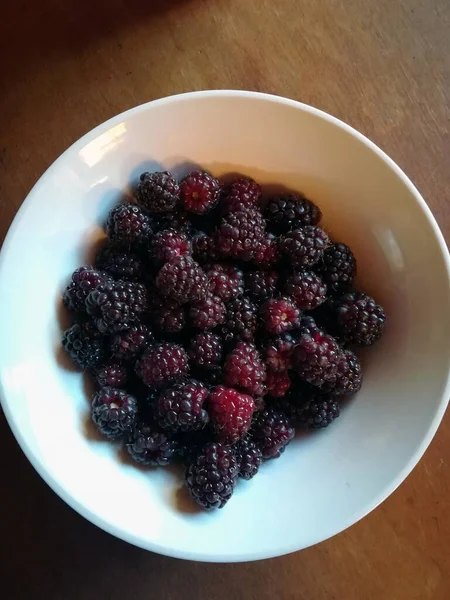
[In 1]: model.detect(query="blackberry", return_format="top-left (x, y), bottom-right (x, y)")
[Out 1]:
top-left (150, 229), bottom-right (192, 266)
top-left (153, 210), bottom-right (192, 234)
top-left (285, 271), bottom-right (327, 310)
top-left (111, 323), bottom-right (153, 362)
top-left (335, 292), bottom-right (386, 346)
top-left (264, 332), bottom-right (299, 372)
top-left (208, 386), bottom-right (255, 444)
top-left (91, 387), bottom-right (138, 439)
top-left (215, 207), bottom-right (266, 261)
top-left (245, 270), bottom-right (278, 302)
top-left (127, 422), bottom-right (181, 466)
top-left (260, 296), bottom-right (301, 335)
top-left (93, 362), bottom-right (128, 388)
top-left (253, 233), bottom-right (280, 269)
top-left (322, 349), bottom-right (362, 395)
top-left (188, 332), bottom-right (223, 368)
top-left (185, 442), bottom-right (238, 509)
top-left (95, 245), bottom-right (145, 282)
top-left (265, 193), bottom-right (322, 233)
top-left (298, 315), bottom-right (325, 338)
top-left (206, 263), bottom-right (244, 302)
top-left (62, 322), bottom-right (105, 369)
top-left (136, 171), bottom-right (180, 213)
top-left (189, 295), bottom-right (226, 329)
top-left (301, 394), bottom-right (340, 428)
top-left (156, 379), bottom-right (209, 433)
top-left (63, 266), bottom-right (111, 313)
top-left (156, 256), bottom-right (207, 303)
top-left (136, 343), bottom-right (189, 389)
top-left (276, 381), bottom-right (317, 423)
top-left (86, 280), bottom-right (148, 333)
top-left (221, 296), bottom-right (258, 344)
top-left (251, 407), bottom-right (295, 459)
top-left (316, 243), bottom-right (356, 295)
top-left (192, 232), bottom-right (219, 264)
top-left (106, 203), bottom-right (152, 248)
top-left (223, 342), bottom-right (266, 396)
top-left (150, 296), bottom-right (186, 334)
top-left (235, 437), bottom-right (263, 480)
top-left (180, 170), bottom-right (221, 214)
top-left (279, 226), bottom-right (330, 268)
top-left (221, 176), bottom-right (261, 215)
top-left (293, 331), bottom-right (343, 387)
top-left (265, 369), bottom-right (291, 398)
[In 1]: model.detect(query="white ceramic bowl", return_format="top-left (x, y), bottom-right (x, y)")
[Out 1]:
top-left (1, 91), bottom-right (449, 562)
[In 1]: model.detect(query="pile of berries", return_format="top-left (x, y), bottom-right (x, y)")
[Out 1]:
top-left (61, 170), bottom-right (386, 510)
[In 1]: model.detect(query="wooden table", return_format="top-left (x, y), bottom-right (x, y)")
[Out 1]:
top-left (1, 1), bottom-right (449, 598)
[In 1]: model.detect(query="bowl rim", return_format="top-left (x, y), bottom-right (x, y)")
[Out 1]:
top-left (1, 89), bottom-right (449, 562)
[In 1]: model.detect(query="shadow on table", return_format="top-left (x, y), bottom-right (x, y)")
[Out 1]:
top-left (1, 0), bottom-right (196, 82)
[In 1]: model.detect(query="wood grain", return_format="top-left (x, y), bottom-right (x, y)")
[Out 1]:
top-left (0, 1), bottom-right (449, 598)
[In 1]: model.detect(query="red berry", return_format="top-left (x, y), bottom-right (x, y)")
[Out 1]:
top-left (266, 370), bottom-right (291, 398)
top-left (285, 271), bottom-right (327, 310)
top-left (156, 256), bottom-right (207, 303)
top-left (253, 233), bottom-right (280, 268)
top-left (220, 177), bottom-right (261, 215)
top-left (215, 207), bottom-right (266, 261)
top-left (188, 332), bottom-right (223, 368)
top-left (189, 294), bottom-right (226, 329)
top-left (180, 170), bottom-right (221, 214)
top-left (206, 263), bottom-right (244, 302)
top-left (260, 296), bottom-right (301, 335)
top-left (223, 342), bottom-right (266, 396)
top-left (151, 229), bottom-right (192, 266)
top-left (136, 343), bottom-right (189, 389)
top-left (263, 332), bottom-right (298, 372)
top-left (293, 331), bottom-right (343, 387)
top-left (208, 386), bottom-right (255, 444)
